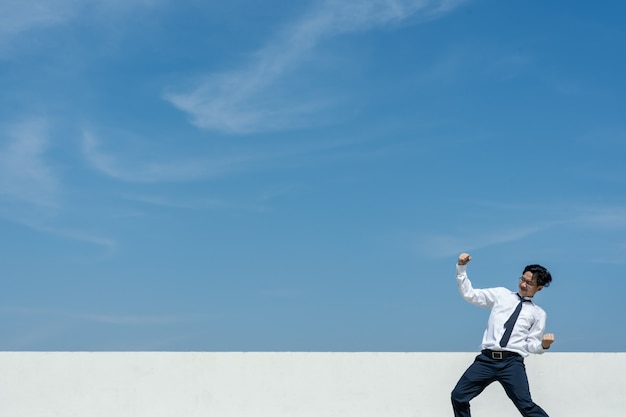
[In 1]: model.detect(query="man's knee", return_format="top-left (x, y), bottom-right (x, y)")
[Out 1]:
top-left (451, 388), bottom-right (468, 408)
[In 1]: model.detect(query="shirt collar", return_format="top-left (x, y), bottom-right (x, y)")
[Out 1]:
top-left (514, 292), bottom-right (534, 303)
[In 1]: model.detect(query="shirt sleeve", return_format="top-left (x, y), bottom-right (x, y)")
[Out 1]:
top-left (456, 264), bottom-right (498, 308)
top-left (525, 308), bottom-right (548, 354)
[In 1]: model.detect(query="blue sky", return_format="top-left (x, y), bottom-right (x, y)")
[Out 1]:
top-left (1, 0), bottom-right (625, 351)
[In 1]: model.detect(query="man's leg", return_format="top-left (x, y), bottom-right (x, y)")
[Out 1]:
top-left (451, 355), bottom-right (497, 417)
top-left (497, 356), bottom-right (549, 417)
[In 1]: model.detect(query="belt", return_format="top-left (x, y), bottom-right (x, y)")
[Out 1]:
top-left (482, 349), bottom-right (520, 360)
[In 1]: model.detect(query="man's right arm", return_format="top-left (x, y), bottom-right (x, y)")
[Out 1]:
top-left (456, 253), bottom-right (496, 308)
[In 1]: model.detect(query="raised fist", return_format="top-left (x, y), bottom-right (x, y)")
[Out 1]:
top-left (458, 253), bottom-right (472, 266)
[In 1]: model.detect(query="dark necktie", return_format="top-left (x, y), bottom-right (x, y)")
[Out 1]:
top-left (499, 294), bottom-right (531, 348)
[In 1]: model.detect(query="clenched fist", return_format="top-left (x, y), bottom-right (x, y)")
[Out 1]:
top-left (542, 333), bottom-right (555, 349)
top-left (458, 253), bottom-right (472, 266)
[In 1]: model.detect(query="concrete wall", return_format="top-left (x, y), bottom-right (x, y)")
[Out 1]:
top-left (1, 352), bottom-right (624, 417)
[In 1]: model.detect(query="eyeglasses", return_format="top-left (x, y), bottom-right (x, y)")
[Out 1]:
top-left (519, 276), bottom-right (536, 287)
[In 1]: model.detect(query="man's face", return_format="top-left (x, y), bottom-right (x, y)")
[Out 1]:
top-left (518, 270), bottom-right (543, 298)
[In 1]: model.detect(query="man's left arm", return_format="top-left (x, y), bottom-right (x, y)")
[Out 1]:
top-left (526, 310), bottom-right (555, 354)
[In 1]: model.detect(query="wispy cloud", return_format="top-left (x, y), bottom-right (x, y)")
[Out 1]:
top-left (1, 306), bottom-right (208, 326)
top-left (165, 0), bottom-right (467, 134)
top-left (574, 206), bottom-right (626, 230)
top-left (23, 221), bottom-right (117, 253)
top-left (259, 288), bottom-right (302, 299)
top-left (82, 131), bottom-right (257, 182)
top-left (0, 0), bottom-right (164, 53)
top-left (122, 182), bottom-right (299, 213)
top-left (0, 320), bottom-right (74, 349)
top-left (0, 0), bottom-right (78, 40)
top-left (0, 307), bottom-right (209, 348)
top-left (415, 202), bottom-right (626, 259)
top-left (82, 128), bottom-right (362, 183)
top-left (0, 120), bottom-right (117, 252)
top-left (122, 192), bottom-right (280, 214)
top-left (68, 312), bottom-right (208, 325)
top-left (416, 225), bottom-right (546, 259)
top-left (0, 119), bottom-right (59, 209)
top-left (122, 194), bottom-right (232, 210)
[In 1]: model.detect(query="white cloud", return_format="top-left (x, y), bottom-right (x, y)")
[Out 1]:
top-left (417, 225), bottom-right (545, 259)
top-left (25, 221), bottom-right (117, 253)
top-left (575, 206), bottom-right (626, 230)
top-left (415, 202), bottom-right (626, 260)
top-left (82, 131), bottom-right (256, 182)
top-left (81, 128), bottom-right (356, 183)
top-left (0, 0), bottom-right (78, 39)
top-left (0, 121), bottom-right (117, 253)
top-left (165, 0), bottom-right (467, 134)
top-left (122, 193), bottom-right (231, 210)
top-left (259, 288), bottom-right (301, 298)
top-left (0, 0), bottom-right (165, 53)
top-left (0, 119), bottom-right (59, 209)
top-left (0, 320), bottom-right (73, 349)
top-left (1, 306), bottom-right (208, 325)
top-left (68, 312), bottom-right (207, 325)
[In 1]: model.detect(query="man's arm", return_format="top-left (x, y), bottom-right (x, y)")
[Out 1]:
top-left (456, 253), bottom-right (497, 308)
top-left (526, 311), bottom-right (555, 354)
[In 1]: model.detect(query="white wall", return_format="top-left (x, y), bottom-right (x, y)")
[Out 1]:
top-left (1, 352), bottom-right (624, 417)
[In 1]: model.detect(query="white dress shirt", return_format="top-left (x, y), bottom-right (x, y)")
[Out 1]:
top-left (456, 264), bottom-right (547, 357)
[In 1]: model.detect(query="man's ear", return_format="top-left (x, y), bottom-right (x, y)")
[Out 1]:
top-left (536, 286), bottom-right (544, 292)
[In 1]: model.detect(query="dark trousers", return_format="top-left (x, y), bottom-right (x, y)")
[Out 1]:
top-left (451, 353), bottom-right (549, 417)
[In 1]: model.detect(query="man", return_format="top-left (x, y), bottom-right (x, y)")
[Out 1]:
top-left (451, 253), bottom-right (554, 417)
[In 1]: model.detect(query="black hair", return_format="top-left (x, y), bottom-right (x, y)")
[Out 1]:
top-left (523, 264), bottom-right (552, 288)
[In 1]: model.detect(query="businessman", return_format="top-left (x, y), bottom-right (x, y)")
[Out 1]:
top-left (451, 253), bottom-right (554, 417)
